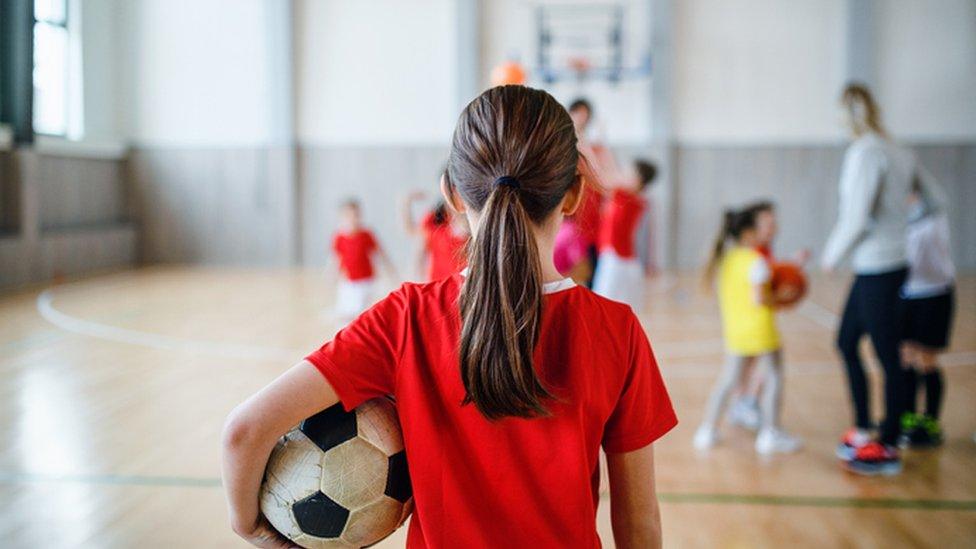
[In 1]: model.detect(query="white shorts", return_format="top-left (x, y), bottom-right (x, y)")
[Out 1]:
top-left (336, 278), bottom-right (375, 320)
top-left (592, 250), bottom-right (644, 312)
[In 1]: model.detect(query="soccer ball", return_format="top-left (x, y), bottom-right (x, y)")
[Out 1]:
top-left (260, 398), bottom-right (413, 548)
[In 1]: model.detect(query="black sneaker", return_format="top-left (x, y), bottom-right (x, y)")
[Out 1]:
top-left (908, 416), bottom-right (944, 448)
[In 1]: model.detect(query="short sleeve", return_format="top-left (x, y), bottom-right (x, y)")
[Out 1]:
top-left (749, 257), bottom-right (771, 285)
top-left (366, 231), bottom-right (379, 253)
top-left (304, 287), bottom-right (409, 410)
top-left (602, 316), bottom-right (678, 453)
top-left (331, 235), bottom-right (341, 254)
top-left (420, 212), bottom-right (437, 234)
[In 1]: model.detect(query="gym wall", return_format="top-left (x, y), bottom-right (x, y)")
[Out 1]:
top-left (669, 0), bottom-right (976, 269)
top-left (2, 0), bottom-right (974, 289)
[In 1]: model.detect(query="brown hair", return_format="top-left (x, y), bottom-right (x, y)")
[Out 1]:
top-left (634, 159), bottom-right (658, 191)
top-left (841, 82), bottom-right (886, 137)
top-left (447, 85), bottom-right (579, 420)
top-left (703, 204), bottom-right (764, 285)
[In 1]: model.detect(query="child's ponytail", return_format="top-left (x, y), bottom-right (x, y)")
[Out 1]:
top-left (459, 179), bottom-right (550, 419)
top-left (703, 209), bottom-right (737, 285)
top-left (448, 85), bottom-right (579, 420)
top-left (703, 204), bottom-right (766, 286)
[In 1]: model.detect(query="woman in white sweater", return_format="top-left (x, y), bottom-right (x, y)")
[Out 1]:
top-left (821, 83), bottom-right (945, 476)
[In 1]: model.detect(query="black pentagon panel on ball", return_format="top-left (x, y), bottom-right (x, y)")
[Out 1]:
top-left (300, 403), bottom-right (358, 452)
top-left (292, 491), bottom-right (350, 538)
top-left (384, 450), bottom-right (412, 503)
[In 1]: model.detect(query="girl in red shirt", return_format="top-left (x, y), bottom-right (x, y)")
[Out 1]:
top-left (591, 160), bottom-right (658, 311)
top-left (332, 198), bottom-right (395, 321)
top-left (222, 86), bottom-right (677, 549)
top-left (400, 183), bottom-right (469, 281)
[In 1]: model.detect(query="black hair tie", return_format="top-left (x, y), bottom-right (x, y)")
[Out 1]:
top-left (494, 175), bottom-right (521, 190)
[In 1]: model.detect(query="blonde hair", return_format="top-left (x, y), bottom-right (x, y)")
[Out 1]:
top-left (841, 82), bottom-right (887, 137)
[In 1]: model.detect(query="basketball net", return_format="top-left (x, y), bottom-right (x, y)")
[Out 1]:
top-left (567, 56), bottom-right (592, 83)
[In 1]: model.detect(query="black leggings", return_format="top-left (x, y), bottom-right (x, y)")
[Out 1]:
top-left (836, 268), bottom-right (908, 445)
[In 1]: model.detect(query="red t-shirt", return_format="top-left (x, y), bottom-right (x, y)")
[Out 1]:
top-left (421, 213), bottom-right (468, 281)
top-left (598, 189), bottom-right (646, 258)
top-left (332, 230), bottom-right (378, 281)
top-left (305, 275), bottom-right (676, 548)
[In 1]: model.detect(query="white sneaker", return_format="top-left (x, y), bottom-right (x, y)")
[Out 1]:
top-left (693, 425), bottom-right (720, 450)
top-left (755, 428), bottom-right (802, 455)
top-left (728, 398), bottom-right (761, 431)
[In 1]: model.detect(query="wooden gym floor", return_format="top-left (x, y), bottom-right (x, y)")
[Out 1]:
top-left (0, 266), bottom-right (973, 547)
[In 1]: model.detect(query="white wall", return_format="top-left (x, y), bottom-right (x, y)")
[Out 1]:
top-left (672, 0), bottom-right (976, 145)
top-left (295, 0), bottom-right (458, 146)
top-left (116, 0), bottom-right (273, 147)
top-left (874, 0), bottom-right (976, 141)
top-left (482, 0), bottom-right (654, 145)
top-left (77, 0), bottom-right (121, 144)
top-left (673, 0), bottom-right (846, 144)
top-left (80, 0), bottom-right (976, 148)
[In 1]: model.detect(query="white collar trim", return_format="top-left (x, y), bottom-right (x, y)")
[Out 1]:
top-left (459, 268), bottom-right (576, 295)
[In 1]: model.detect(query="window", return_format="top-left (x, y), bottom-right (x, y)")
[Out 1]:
top-left (33, 0), bottom-right (69, 136)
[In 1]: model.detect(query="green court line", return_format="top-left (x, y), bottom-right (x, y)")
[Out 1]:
top-left (1, 471), bottom-right (974, 511)
top-left (0, 471), bottom-right (221, 488)
top-left (656, 492), bottom-right (976, 511)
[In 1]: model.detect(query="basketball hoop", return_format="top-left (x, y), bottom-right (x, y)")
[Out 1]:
top-left (535, 3), bottom-right (650, 86)
top-left (567, 56), bottom-right (592, 81)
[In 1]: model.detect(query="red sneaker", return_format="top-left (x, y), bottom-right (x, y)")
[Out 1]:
top-left (844, 442), bottom-right (902, 476)
top-left (835, 428), bottom-right (872, 460)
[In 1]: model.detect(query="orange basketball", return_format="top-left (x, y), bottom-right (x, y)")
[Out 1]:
top-left (490, 60), bottom-right (527, 86)
top-left (771, 262), bottom-right (807, 306)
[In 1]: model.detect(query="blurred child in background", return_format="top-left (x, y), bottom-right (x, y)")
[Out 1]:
top-left (899, 188), bottom-right (955, 448)
top-left (591, 159), bottom-right (658, 311)
top-left (727, 202), bottom-right (810, 430)
top-left (694, 203), bottom-right (802, 455)
top-left (332, 198), bottom-right (394, 321)
top-left (400, 173), bottom-right (469, 281)
top-left (559, 98), bottom-right (606, 287)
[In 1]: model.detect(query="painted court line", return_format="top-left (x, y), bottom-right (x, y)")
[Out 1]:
top-left (656, 492), bottom-right (976, 511)
top-left (2, 471), bottom-right (973, 511)
top-left (0, 471), bottom-right (221, 488)
top-left (796, 299), bottom-right (841, 330)
top-left (36, 288), bottom-right (975, 375)
top-left (37, 289), bottom-right (298, 362)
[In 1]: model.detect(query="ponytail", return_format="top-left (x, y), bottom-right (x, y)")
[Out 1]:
top-left (703, 209), bottom-right (736, 286)
top-left (458, 183), bottom-right (551, 420)
top-left (448, 85), bottom-right (578, 420)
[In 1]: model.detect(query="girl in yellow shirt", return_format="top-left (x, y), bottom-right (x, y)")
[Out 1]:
top-left (693, 204), bottom-right (802, 455)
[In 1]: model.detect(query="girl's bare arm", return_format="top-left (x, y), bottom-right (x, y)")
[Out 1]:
top-left (607, 444), bottom-right (663, 549)
top-left (221, 361), bottom-right (340, 547)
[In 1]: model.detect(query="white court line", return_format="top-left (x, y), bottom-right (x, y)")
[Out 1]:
top-left (653, 339), bottom-right (726, 358)
top-left (36, 287), bottom-right (975, 375)
top-left (796, 299), bottom-right (842, 330)
top-left (37, 290), bottom-right (299, 362)
top-left (661, 352), bottom-right (976, 380)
